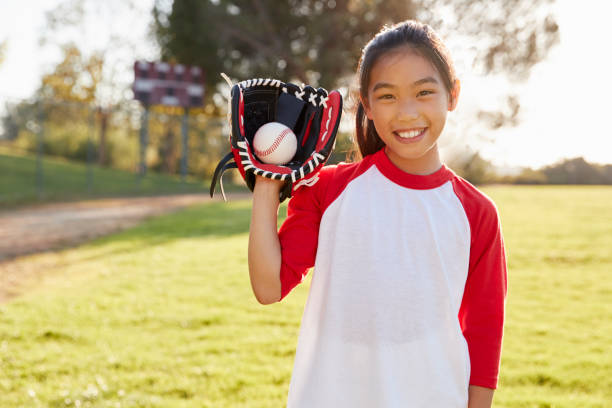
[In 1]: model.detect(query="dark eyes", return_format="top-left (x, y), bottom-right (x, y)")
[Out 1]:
top-left (417, 90), bottom-right (434, 96)
top-left (377, 90), bottom-right (434, 100)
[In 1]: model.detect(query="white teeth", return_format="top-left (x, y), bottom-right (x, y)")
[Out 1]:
top-left (397, 129), bottom-right (425, 138)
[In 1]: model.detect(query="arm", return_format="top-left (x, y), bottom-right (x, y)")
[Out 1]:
top-left (451, 179), bottom-right (507, 392)
top-left (254, 165), bottom-right (330, 302)
top-left (468, 385), bottom-right (494, 408)
top-left (457, 199), bottom-right (507, 388)
top-left (248, 176), bottom-right (285, 305)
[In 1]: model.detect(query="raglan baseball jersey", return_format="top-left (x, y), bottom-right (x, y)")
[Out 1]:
top-left (277, 148), bottom-right (507, 408)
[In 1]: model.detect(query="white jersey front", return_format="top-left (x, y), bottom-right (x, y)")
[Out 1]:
top-left (277, 149), bottom-right (507, 407)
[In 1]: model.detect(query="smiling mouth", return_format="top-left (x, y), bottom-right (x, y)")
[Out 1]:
top-left (394, 128), bottom-right (427, 139)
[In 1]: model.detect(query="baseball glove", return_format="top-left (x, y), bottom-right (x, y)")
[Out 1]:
top-left (209, 77), bottom-right (342, 202)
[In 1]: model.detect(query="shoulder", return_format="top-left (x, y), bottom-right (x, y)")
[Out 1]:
top-left (448, 175), bottom-right (506, 271)
top-left (449, 174), bottom-right (502, 240)
top-left (322, 155), bottom-right (377, 208)
top-left (318, 156), bottom-right (374, 181)
top-left (450, 173), bottom-right (500, 220)
top-left (292, 155), bottom-right (377, 212)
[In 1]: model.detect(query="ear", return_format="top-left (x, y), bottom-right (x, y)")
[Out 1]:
top-left (448, 79), bottom-right (461, 111)
top-left (360, 95), bottom-right (373, 120)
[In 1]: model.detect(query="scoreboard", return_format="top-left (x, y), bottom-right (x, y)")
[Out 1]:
top-left (133, 61), bottom-right (205, 108)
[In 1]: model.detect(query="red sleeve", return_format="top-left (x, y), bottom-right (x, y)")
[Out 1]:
top-left (277, 166), bottom-right (334, 301)
top-left (453, 178), bottom-right (508, 389)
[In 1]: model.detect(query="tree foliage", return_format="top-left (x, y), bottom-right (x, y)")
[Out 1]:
top-left (541, 157), bottom-right (612, 185)
top-left (447, 151), bottom-right (498, 185)
top-left (154, 0), bottom-right (416, 92)
top-left (419, 0), bottom-right (560, 81)
top-left (41, 0), bottom-right (157, 108)
top-left (153, 0), bottom-right (559, 106)
top-left (40, 45), bottom-right (104, 104)
top-left (507, 158), bottom-right (612, 185)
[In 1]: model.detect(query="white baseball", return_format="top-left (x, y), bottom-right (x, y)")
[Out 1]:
top-left (253, 122), bottom-right (298, 165)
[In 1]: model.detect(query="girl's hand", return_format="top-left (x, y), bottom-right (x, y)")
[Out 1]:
top-left (253, 175), bottom-right (286, 196)
top-left (253, 176), bottom-right (285, 201)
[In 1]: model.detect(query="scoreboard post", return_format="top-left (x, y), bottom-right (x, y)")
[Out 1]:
top-left (133, 61), bottom-right (205, 179)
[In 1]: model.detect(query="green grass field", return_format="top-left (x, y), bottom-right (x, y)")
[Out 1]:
top-left (0, 147), bottom-right (246, 208)
top-left (0, 186), bottom-right (610, 407)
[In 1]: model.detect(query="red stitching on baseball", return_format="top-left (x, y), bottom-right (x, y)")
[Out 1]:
top-left (255, 128), bottom-right (292, 157)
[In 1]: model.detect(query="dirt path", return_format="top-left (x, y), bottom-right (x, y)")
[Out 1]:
top-left (0, 193), bottom-right (247, 301)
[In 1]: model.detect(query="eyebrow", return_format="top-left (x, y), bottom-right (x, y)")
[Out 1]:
top-left (371, 76), bottom-right (439, 92)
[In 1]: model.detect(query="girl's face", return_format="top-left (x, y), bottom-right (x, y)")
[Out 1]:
top-left (363, 47), bottom-right (459, 174)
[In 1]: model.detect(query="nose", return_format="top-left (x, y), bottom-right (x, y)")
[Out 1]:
top-left (397, 99), bottom-right (419, 121)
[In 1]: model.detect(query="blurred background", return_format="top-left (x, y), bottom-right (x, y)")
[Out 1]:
top-left (1, 2), bottom-right (611, 407)
top-left (1, 0), bottom-right (610, 206)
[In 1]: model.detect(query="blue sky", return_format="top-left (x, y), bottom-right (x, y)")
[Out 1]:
top-left (1, 0), bottom-right (610, 169)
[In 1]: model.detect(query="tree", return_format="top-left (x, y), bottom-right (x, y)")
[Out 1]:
top-left (36, 44), bottom-right (112, 164)
top-left (419, 0), bottom-right (560, 81)
top-left (154, 0), bottom-right (417, 92)
top-left (421, 0), bottom-right (559, 132)
top-left (513, 167), bottom-right (548, 185)
top-left (5, 43), bottom-right (138, 166)
top-left (39, 0), bottom-right (158, 166)
top-left (1, 99), bottom-right (37, 142)
top-left (153, 0), bottom-right (559, 118)
top-left (40, 44), bottom-right (103, 104)
top-left (154, 0), bottom-right (560, 172)
top-left (446, 151), bottom-right (498, 185)
top-left (542, 157), bottom-right (608, 185)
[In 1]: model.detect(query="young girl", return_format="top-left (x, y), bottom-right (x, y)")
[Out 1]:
top-left (248, 20), bottom-right (507, 408)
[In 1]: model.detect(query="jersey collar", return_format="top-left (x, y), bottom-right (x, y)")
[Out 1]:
top-left (373, 148), bottom-right (454, 189)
